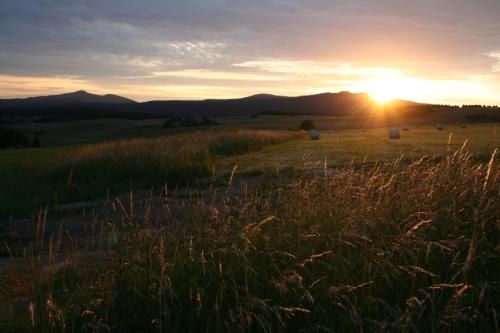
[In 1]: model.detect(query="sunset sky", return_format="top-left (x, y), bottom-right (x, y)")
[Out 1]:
top-left (1, 0), bottom-right (499, 104)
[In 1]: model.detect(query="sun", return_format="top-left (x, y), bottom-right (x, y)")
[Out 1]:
top-left (360, 74), bottom-right (428, 105)
top-left (369, 87), bottom-right (394, 104)
top-left (365, 77), bottom-right (398, 104)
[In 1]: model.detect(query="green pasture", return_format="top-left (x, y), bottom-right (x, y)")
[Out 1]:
top-left (216, 123), bottom-right (498, 174)
top-left (0, 121), bottom-right (497, 220)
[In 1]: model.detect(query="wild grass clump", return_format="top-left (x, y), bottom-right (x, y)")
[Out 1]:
top-left (208, 130), bottom-right (291, 156)
top-left (1, 145), bottom-right (498, 332)
top-left (1, 129), bottom-right (301, 218)
top-left (50, 130), bottom-right (299, 185)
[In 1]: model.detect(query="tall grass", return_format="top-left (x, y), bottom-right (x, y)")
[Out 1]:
top-left (0, 130), bottom-right (301, 218)
top-left (0, 144), bottom-right (498, 332)
top-left (49, 129), bottom-right (302, 185)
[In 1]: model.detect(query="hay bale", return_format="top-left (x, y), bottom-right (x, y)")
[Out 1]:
top-left (310, 129), bottom-right (320, 140)
top-left (388, 129), bottom-right (400, 139)
top-left (402, 125), bottom-right (410, 131)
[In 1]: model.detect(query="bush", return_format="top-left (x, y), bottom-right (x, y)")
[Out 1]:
top-left (0, 126), bottom-right (30, 148)
top-left (32, 135), bottom-right (41, 148)
top-left (299, 120), bottom-right (315, 131)
top-left (163, 119), bottom-right (178, 129)
top-left (200, 116), bottom-right (218, 126)
top-left (180, 117), bottom-right (200, 127)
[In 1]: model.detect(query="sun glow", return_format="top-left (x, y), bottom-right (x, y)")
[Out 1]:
top-left (363, 76), bottom-right (407, 104)
top-left (355, 73), bottom-right (500, 106)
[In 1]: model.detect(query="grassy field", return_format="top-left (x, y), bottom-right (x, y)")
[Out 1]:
top-left (4, 109), bottom-right (497, 146)
top-left (1, 123), bottom-right (497, 219)
top-left (0, 129), bottom-right (302, 219)
top-left (0, 144), bottom-right (497, 332)
top-left (0, 118), bottom-right (498, 332)
top-left (217, 123), bottom-right (497, 175)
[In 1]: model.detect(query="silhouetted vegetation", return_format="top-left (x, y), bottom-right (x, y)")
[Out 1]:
top-left (299, 119), bottom-right (315, 131)
top-left (465, 114), bottom-right (500, 123)
top-left (163, 119), bottom-right (178, 129)
top-left (0, 127), bottom-right (30, 148)
top-left (32, 135), bottom-right (41, 148)
top-left (179, 117), bottom-right (200, 127)
top-left (200, 116), bottom-right (219, 126)
top-left (164, 117), bottom-right (219, 129)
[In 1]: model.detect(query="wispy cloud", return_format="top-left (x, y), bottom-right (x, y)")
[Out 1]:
top-left (151, 69), bottom-right (288, 81)
top-left (235, 59), bottom-right (399, 78)
top-left (0, 75), bottom-right (102, 98)
top-left (487, 50), bottom-right (500, 72)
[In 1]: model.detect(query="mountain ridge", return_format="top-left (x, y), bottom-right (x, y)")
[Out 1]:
top-left (0, 90), bottom-right (137, 106)
top-left (0, 90), bottom-right (420, 122)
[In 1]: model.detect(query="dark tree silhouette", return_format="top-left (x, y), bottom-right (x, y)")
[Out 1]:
top-left (0, 127), bottom-right (30, 148)
top-left (163, 119), bottom-right (178, 129)
top-left (200, 116), bottom-right (218, 126)
top-left (180, 117), bottom-right (200, 127)
top-left (32, 135), bottom-right (41, 148)
top-left (300, 120), bottom-right (315, 131)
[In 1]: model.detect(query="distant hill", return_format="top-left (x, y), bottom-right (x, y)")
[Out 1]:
top-left (240, 93), bottom-right (288, 100)
top-left (0, 90), bottom-right (145, 121)
top-left (136, 92), bottom-right (417, 117)
top-left (0, 90), bottom-right (136, 107)
top-left (0, 90), bottom-right (427, 122)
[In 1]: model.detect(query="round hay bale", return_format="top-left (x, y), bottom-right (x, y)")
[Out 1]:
top-left (388, 129), bottom-right (400, 139)
top-left (310, 129), bottom-right (320, 140)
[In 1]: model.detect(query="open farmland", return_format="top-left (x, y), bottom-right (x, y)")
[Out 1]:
top-left (0, 129), bottom-right (301, 219)
top-left (0, 119), bottom-right (498, 332)
top-left (0, 130), bottom-right (498, 332)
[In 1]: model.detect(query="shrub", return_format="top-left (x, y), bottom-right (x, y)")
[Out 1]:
top-left (32, 135), bottom-right (41, 147)
top-left (180, 117), bottom-right (200, 127)
top-left (299, 119), bottom-right (315, 131)
top-left (163, 119), bottom-right (178, 129)
top-left (200, 116), bottom-right (218, 126)
top-left (0, 126), bottom-right (30, 148)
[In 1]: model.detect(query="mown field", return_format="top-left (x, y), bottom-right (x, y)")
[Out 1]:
top-left (1, 122), bottom-right (496, 220)
top-left (0, 118), bottom-right (498, 332)
top-left (4, 107), bottom-right (497, 146)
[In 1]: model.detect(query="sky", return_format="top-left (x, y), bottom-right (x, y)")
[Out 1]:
top-left (1, 0), bottom-right (499, 104)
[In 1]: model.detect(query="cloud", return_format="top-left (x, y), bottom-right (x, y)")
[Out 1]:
top-left (0, 0), bottom-right (499, 103)
top-left (0, 75), bottom-right (102, 98)
top-left (151, 69), bottom-right (288, 81)
top-left (235, 59), bottom-right (399, 78)
top-left (487, 51), bottom-right (500, 72)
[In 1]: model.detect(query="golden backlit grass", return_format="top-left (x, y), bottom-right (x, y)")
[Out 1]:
top-left (0, 129), bottom-right (302, 219)
top-left (1, 144), bottom-right (498, 332)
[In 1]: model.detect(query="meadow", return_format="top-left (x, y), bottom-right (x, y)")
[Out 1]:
top-left (0, 141), bottom-right (498, 332)
top-left (0, 118), bottom-right (498, 332)
top-left (1, 121), bottom-right (496, 219)
top-left (0, 129), bottom-right (301, 219)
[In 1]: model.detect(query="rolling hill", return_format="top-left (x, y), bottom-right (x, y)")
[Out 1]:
top-left (0, 90), bottom-right (421, 122)
top-left (0, 90), bottom-right (136, 107)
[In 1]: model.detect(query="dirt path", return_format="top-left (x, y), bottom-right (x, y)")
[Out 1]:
top-left (0, 173), bottom-right (269, 269)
